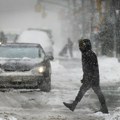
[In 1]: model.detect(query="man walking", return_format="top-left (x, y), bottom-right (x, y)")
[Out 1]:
top-left (63, 39), bottom-right (108, 114)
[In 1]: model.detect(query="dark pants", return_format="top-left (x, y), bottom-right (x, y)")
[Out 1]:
top-left (75, 83), bottom-right (107, 108)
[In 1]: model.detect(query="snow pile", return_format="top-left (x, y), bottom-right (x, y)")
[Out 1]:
top-left (51, 60), bottom-right (67, 73)
top-left (7, 116), bottom-right (17, 120)
top-left (51, 56), bottom-right (120, 85)
top-left (92, 108), bottom-right (120, 120)
top-left (0, 116), bottom-right (17, 120)
top-left (99, 57), bottom-right (120, 84)
top-left (105, 107), bottom-right (120, 120)
top-left (105, 112), bottom-right (120, 120)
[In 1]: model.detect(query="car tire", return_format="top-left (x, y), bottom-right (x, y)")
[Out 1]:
top-left (38, 76), bottom-right (51, 92)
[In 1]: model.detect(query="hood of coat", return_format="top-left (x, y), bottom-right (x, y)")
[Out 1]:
top-left (79, 39), bottom-right (92, 53)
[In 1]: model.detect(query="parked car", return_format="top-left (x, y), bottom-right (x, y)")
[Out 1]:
top-left (0, 43), bottom-right (53, 92)
top-left (17, 29), bottom-right (54, 57)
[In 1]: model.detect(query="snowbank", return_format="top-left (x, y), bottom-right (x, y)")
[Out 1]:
top-left (51, 60), bottom-right (67, 73)
top-left (99, 56), bottom-right (120, 84)
top-left (51, 56), bottom-right (120, 85)
top-left (0, 116), bottom-right (17, 120)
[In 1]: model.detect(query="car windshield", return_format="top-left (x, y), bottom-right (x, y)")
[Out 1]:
top-left (0, 46), bottom-right (45, 59)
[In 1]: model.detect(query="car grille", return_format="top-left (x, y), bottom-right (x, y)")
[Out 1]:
top-left (4, 68), bottom-right (31, 72)
top-left (2, 63), bottom-right (31, 72)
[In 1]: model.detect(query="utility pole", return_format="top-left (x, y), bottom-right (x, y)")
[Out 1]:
top-left (90, 0), bottom-right (95, 37)
top-left (112, 0), bottom-right (120, 58)
top-left (115, 0), bottom-right (120, 59)
top-left (112, 0), bottom-right (117, 57)
top-left (81, 0), bottom-right (86, 37)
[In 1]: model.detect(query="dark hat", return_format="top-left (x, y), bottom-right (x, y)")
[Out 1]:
top-left (78, 38), bottom-right (92, 52)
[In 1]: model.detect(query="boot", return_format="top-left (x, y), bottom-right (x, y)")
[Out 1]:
top-left (100, 104), bottom-right (109, 114)
top-left (63, 101), bottom-right (78, 112)
top-left (95, 104), bottom-right (108, 114)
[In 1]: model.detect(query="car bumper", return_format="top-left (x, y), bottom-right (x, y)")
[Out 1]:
top-left (0, 73), bottom-right (44, 88)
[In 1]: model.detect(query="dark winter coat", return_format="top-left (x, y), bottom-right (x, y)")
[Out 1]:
top-left (79, 39), bottom-right (99, 86)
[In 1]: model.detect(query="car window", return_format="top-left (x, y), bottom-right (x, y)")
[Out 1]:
top-left (0, 46), bottom-right (45, 59)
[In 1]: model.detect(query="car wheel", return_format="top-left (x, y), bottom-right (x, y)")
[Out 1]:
top-left (38, 76), bottom-right (51, 92)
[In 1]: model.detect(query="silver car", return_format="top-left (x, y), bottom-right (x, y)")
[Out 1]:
top-left (0, 43), bottom-right (53, 92)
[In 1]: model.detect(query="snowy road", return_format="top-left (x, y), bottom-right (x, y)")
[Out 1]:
top-left (0, 57), bottom-right (120, 120)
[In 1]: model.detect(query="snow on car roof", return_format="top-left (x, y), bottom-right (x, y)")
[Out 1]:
top-left (17, 30), bottom-right (52, 48)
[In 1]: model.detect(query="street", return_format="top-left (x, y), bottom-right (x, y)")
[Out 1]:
top-left (0, 0), bottom-right (120, 120)
top-left (0, 57), bottom-right (120, 120)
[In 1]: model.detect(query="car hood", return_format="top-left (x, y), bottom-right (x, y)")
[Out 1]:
top-left (0, 58), bottom-right (43, 72)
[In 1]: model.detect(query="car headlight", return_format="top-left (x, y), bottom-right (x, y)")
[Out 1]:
top-left (38, 66), bottom-right (46, 73)
top-left (31, 66), bottom-right (46, 74)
